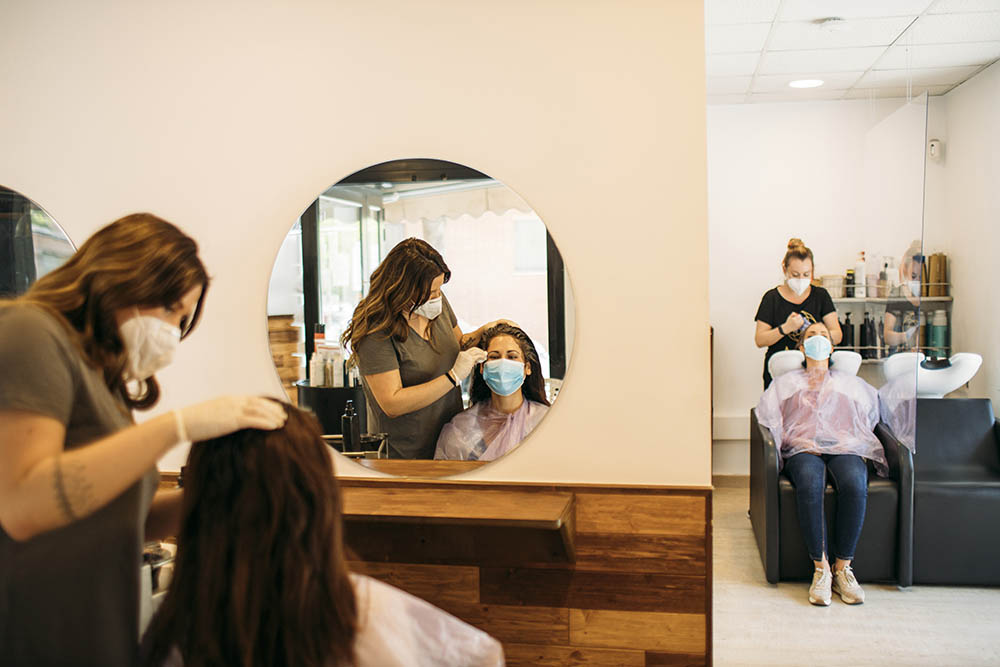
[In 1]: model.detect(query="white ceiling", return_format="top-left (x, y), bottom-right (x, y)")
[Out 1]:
top-left (706, 0), bottom-right (1000, 103)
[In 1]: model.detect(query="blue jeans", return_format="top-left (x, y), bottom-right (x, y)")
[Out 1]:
top-left (783, 453), bottom-right (868, 562)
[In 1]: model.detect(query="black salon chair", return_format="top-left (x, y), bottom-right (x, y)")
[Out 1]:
top-left (912, 398), bottom-right (1000, 585)
top-left (749, 408), bottom-right (913, 586)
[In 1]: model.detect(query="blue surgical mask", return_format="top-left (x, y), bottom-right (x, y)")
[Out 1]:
top-left (803, 335), bottom-right (832, 361)
top-left (482, 358), bottom-right (526, 396)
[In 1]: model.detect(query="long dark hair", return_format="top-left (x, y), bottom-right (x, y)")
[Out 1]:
top-left (470, 323), bottom-right (550, 406)
top-left (342, 238), bottom-right (449, 355)
top-left (7, 213), bottom-right (209, 410)
top-left (141, 403), bottom-right (358, 667)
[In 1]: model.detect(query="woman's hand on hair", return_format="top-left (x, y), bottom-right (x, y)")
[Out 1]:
top-left (452, 348), bottom-right (488, 382)
top-left (177, 396), bottom-right (287, 443)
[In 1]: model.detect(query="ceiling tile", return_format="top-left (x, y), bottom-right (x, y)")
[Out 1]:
top-left (928, 0), bottom-right (1000, 14)
top-left (706, 0), bottom-right (781, 25)
top-left (875, 41), bottom-right (1000, 68)
top-left (707, 76), bottom-right (753, 95)
top-left (770, 16), bottom-right (914, 50)
top-left (706, 94), bottom-right (749, 105)
top-left (902, 11), bottom-right (1000, 44)
top-left (707, 52), bottom-right (762, 76)
top-left (749, 89), bottom-right (850, 103)
top-left (779, 0), bottom-right (932, 21)
top-left (842, 84), bottom-right (954, 98)
top-left (857, 65), bottom-right (982, 87)
top-left (760, 46), bottom-right (885, 74)
top-left (706, 23), bottom-right (772, 53)
top-left (753, 71), bottom-right (865, 92)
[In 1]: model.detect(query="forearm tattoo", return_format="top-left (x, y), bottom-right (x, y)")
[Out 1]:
top-left (53, 456), bottom-right (92, 522)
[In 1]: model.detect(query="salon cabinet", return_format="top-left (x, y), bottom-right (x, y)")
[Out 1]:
top-left (341, 476), bottom-right (713, 667)
top-left (295, 381), bottom-right (367, 435)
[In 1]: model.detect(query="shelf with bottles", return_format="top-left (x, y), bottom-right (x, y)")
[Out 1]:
top-left (832, 295), bottom-right (952, 305)
top-left (834, 346), bottom-right (952, 364)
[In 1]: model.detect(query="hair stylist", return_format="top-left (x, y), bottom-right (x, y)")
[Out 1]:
top-left (754, 238), bottom-right (842, 388)
top-left (343, 238), bottom-right (514, 460)
top-left (0, 214), bottom-right (287, 666)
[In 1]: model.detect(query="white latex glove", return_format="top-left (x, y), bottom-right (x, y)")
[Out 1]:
top-left (451, 348), bottom-right (488, 382)
top-left (175, 396), bottom-right (288, 444)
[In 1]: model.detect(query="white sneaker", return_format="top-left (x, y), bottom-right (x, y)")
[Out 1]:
top-left (808, 567), bottom-right (832, 606)
top-left (833, 566), bottom-right (865, 604)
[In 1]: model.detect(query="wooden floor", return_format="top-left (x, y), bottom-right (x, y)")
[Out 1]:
top-left (712, 476), bottom-right (1000, 666)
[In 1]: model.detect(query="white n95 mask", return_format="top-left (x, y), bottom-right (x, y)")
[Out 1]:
top-left (413, 296), bottom-right (443, 320)
top-left (120, 309), bottom-right (181, 380)
top-left (787, 277), bottom-right (810, 296)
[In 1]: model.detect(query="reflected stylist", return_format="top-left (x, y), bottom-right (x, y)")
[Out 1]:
top-left (343, 238), bottom-right (514, 459)
top-left (754, 238), bottom-right (841, 388)
top-left (0, 214), bottom-right (286, 666)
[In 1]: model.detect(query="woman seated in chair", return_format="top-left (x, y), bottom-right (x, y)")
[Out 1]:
top-left (434, 323), bottom-right (550, 462)
top-left (141, 403), bottom-right (503, 667)
top-left (756, 322), bottom-right (887, 607)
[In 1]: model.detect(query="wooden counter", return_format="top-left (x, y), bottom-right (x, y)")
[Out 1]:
top-left (342, 486), bottom-right (575, 565)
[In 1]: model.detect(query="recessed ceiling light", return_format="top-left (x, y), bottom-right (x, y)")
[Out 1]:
top-left (789, 79), bottom-right (824, 89)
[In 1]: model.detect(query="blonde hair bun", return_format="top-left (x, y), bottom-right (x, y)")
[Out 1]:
top-left (787, 238), bottom-right (806, 251)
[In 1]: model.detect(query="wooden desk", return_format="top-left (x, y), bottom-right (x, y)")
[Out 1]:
top-left (341, 486), bottom-right (576, 565)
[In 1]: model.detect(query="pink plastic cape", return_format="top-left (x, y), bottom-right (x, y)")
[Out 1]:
top-left (160, 574), bottom-right (504, 667)
top-left (756, 368), bottom-right (888, 476)
top-left (877, 370), bottom-right (917, 452)
top-left (351, 574), bottom-right (504, 666)
top-left (434, 399), bottom-right (548, 461)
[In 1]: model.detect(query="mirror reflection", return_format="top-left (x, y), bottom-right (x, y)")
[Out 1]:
top-left (0, 186), bottom-right (75, 297)
top-left (267, 159), bottom-right (574, 468)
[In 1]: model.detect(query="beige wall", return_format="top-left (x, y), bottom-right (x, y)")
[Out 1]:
top-left (0, 1), bottom-right (711, 485)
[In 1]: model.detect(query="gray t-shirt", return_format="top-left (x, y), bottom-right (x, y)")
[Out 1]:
top-left (0, 304), bottom-right (159, 667)
top-left (356, 295), bottom-right (463, 459)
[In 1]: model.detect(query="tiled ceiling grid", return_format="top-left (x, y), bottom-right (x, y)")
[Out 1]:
top-left (706, 0), bottom-right (1000, 104)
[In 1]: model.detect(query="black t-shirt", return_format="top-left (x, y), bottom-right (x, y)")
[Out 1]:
top-left (754, 286), bottom-right (837, 388)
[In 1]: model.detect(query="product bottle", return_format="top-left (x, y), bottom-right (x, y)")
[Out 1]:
top-left (859, 311), bottom-right (869, 358)
top-left (866, 313), bottom-right (878, 360)
top-left (855, 252), bottom-right (867, 298)
top-left (918, 310), bottom-right (927, 351)
top-left (879, 262), bottom-right (889, 298)
top-left (845, 269), bottom-right (855, 296)
top-left (309, 350), bottom-right (324, 387)
top-left (875, 314), bottom-right (885, 359)
top-left (341, 400), bottom-right (361, 453)
top-left (929, 310), bottom-right (948, 358)
top-left (842, 312), bottom-right (854, 351)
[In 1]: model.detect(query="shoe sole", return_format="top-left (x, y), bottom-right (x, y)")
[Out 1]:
top-left (832, 585), bottom-right (865, 605)
top-left (808, 595), bottom-right (831, 606)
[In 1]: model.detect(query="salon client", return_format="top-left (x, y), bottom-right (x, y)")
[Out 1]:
top-left (343, 238), bottom-right (512, 459)
top-left (0, 214), bottom-right (286, 666)
top-left (754, 238), bottom-right (842, 388)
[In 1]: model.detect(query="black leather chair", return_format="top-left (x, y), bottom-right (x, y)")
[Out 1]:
top-left (912, 398), bottom-right (1000, 585)
top-left (749, 408), bottom-right (913, 586)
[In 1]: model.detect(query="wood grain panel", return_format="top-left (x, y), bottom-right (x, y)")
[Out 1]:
top-left (356, 459), bottom-right (488, 477)
top-left (503, 643), bottom-right (645, 667)
top-left (342, 487), bottom-right (572, 528)
top-left (480, 568), bottom-right (705, 614)
top-left (575, 533), bottom-right (707, 575)
top-left (347, 561), bottom-right (479, 607)
top-left (645, 651), bottom-right (708, 667)
top-left (575, 493), bottom-right (706, 537)
top-left (436, 602), bottom-right (569, 645)
top-left (569, 609), bottom-right (705, 653)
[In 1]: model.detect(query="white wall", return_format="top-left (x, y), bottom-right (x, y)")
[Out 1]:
top-left (708, 98), bottom-right (905, 440)
top-left (927, 61), bottom-right (1000, 407)
top-left (0, 1), bottom-right (711, 486)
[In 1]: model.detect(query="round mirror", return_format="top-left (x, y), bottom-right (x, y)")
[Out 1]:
top-left (0, 186), bottom-right (75, 297)
top-left (266, 159), bottom-right (574, 475)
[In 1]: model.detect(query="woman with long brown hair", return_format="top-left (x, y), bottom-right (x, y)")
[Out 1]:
top-left (342, 238), bottom-right (512, 459)
top-left (141, 402), bottom-right (504, 667)
top-left (0, 213), bottom-right (286, 666)
top-left (754, 238), bottom-right (842, 388)
top-left (435, 324), bottom-right (550, 461)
